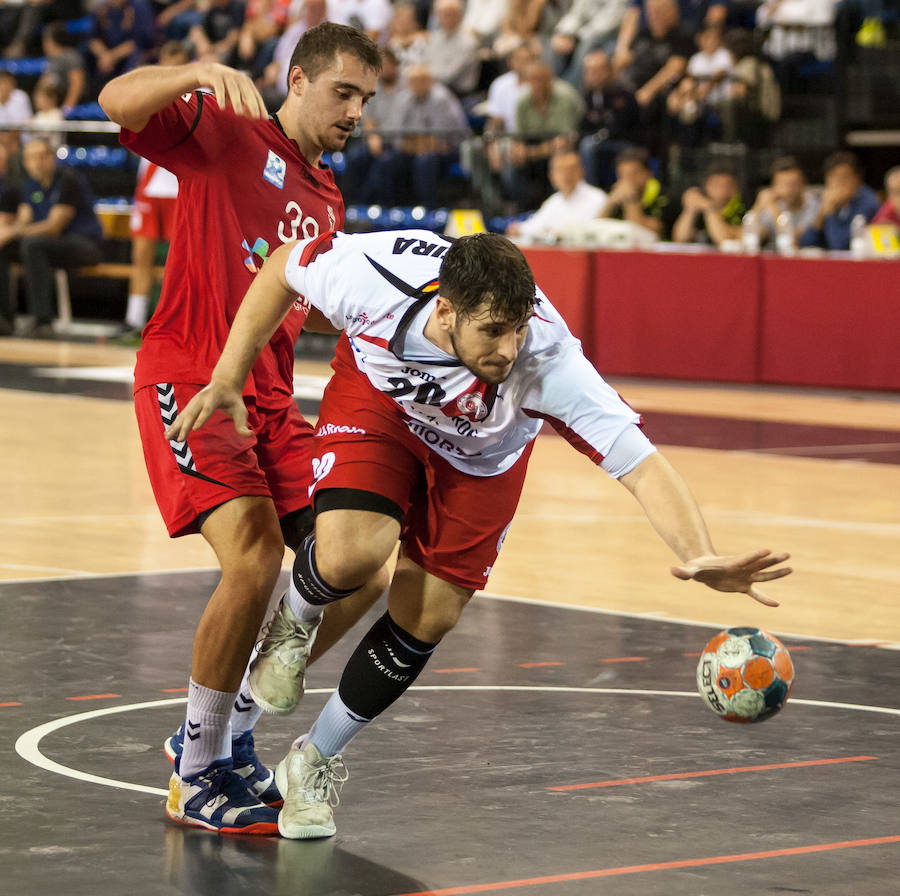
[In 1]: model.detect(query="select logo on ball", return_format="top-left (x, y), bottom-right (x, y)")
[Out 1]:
top-left (695, 627), bottom-right (794, 723)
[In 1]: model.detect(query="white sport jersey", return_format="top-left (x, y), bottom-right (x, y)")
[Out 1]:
top-left (285, 229), bottom-right (647, 477)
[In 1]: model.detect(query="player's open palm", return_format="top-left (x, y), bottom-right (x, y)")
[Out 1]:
top-left (671, 549), bottom-right (792, 607)
top-left (164, 381), bottom-right (251, 442)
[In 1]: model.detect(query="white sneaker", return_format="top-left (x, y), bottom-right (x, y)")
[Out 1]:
top-left (275, 743), bottom-right (348, 839)
top-left (248, 595), bottom-right (321, 715)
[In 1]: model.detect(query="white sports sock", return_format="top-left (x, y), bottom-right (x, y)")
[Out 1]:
top-left (124, 294), bottom-right (148, 329)
top-left (304, 690), bottom-right (370, 757)
top-left (286, 575), bottom-right (326, 622)
top-left (180, 678), bottom-right (235, 778)
top-left (230, 644), bottom-right (264, 735)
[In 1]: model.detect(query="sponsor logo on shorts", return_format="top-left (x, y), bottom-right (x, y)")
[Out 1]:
top-left (315, 423), bottom-right (367, 436)
top-left (263, 149), bottom-right (286, 189)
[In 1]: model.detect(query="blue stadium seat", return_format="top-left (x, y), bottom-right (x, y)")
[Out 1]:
top-left (0, 58), bottom-right (47, 77)
top-left (64, 102), bottom-right (109, 121)
top-left (57, 145), bottom-right (131, 168)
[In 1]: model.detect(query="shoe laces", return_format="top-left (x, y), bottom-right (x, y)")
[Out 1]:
top-left (256, 605), bottom-right (314, 657)
top-left (298, 754), bottom-right (349, 808)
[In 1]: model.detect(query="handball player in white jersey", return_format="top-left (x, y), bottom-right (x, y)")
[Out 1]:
top-left (169, 229), bottom-right (792, 839)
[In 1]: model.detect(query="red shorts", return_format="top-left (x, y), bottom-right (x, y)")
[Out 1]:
top-left (135, 383), bottom-right (314, 537)
top-left (310, 364), bottom-right (533, 591)
top-left (130, 196), bottom-right (177, 241)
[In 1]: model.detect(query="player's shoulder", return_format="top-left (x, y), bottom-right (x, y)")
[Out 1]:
top-left (329, 229), bottom-right (450, 275)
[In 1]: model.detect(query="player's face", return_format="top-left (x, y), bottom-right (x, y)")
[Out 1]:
top-left (292, 52), bottom-right (378, 152)
top-left (449, 303), bottom-right (532, 385)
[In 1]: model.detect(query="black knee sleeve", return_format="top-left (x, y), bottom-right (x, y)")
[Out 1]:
top-left (292, 533), bottom-right (356, 606)
top-left (338, 611), bottom-right (438, 720)
top-left (280, 506), bottom-right (314, 553)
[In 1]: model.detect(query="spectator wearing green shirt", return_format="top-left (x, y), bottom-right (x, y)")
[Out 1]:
top-left (671, 162), bottom-right (744, 247)
top-left (500, 62), bottom-right (586, 211)
top-left (598, 146), bottom-right (670, 237)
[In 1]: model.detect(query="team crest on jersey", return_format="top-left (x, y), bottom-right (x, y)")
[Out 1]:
top-left (263, 150), bottom-right (286, 189)
top-left (456, 392), bottom-right (489, 421)
top-left (242, 237), bottom-right (270, 273)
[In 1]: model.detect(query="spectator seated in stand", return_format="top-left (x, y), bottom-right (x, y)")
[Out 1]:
top-left (87, 0), bottom-right (157, 89)
top-left (28, 77), bottom-right (66, 151)
top-left (872, 166), bottom-right (900, 229)
top-left (342, 47), bottom-right (407, 204)
top-left (577, 49), bottom-right (639, 189)
top-left (716, 28), bottom-right (781, 145)
top-left (671, 162), bottom-right (745, 247)
top-left (549, 0), bottom-right (630, 86)
top-left (259, 0), bottom-right (329, 109)
top-left (348, 63), bottom-right (469, 207)
top-left (749, 154), bottom-right (820, 249)
top-left (41, 20), bottom-right (87, 113)
top-left (665, 23), bottom-right (732, 145)
top-left (505, 150), bottom-right (607, 241)
top-left (188, 0), bottom-right (244, 65)
top-left (754, 0), bottom-right (838, 94)
top-left (495, 61), bottom-right (585, 212)
top-left (799, 150), bottom-right (880, 250)
top-left (330, 0), bottom-right (394, 45)
top-left (1, 0), bottom-right (84, 59)
top-left (615, 0), bottom-right (693, 151)
top-left (0, 142), bottom-right (20, 336)
top-left (234, 0), bottom-right (292, 81)
top-left (493, 0), bottom-right (551, 59)
top-left (0, 70), bottom-right (33, 158)
top-left (423, 0), bottom-right (481, 97)
top-left (387, 2), bottom-right (429, 71)
top-left (0, 137), bottom-right (103, 338)
top-left (598, 145), bottom-right (670, 237)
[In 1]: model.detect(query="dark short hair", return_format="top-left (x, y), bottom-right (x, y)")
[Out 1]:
top-left (439, 233), bottom-right (537, 324)
top-left (615, 146), bottom-right (651, 170)
top-left (44, 20), bottom-right (76, 47)
top-left (287, 22), bottom-right (381, 87)
top-left (824, 151), bottom-right (862, 177)
top-left (771, 154), bottom-right (804, 178)
top-left (703, 160), bottom-right (739, 182)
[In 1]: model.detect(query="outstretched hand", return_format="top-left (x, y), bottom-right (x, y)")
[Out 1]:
top-left (164, 381), bottom-right (251, 442)
top-left (671, 549), bottom-right (792, 607)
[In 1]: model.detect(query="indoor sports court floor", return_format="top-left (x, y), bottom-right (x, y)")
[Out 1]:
top-left (2, 337), bottom-right (899, 896)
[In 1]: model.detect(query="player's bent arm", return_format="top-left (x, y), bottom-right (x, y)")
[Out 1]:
top-left (99, 61), bottom-right (266, 132)
top-left (164, 242), bottom-right (299, 441)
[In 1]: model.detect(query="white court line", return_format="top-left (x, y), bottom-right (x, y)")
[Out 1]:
top-left (15, 688), bottom-right (900, 799)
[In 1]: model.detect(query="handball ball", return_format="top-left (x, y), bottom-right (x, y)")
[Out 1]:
top-left (696, 627), bottom-right (794, 723)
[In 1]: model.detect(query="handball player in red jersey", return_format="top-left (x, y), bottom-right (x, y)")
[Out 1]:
top-left (99, 24), bottom-right (386, 835)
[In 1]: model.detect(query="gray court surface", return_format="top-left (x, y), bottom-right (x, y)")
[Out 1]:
top-left (3, 571), bottom-right (898, 896)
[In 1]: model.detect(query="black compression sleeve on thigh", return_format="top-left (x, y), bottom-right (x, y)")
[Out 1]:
top-left (338, 611), bottom-right (438, 720)
top-left (292, 533), bottom-right (357, 606)
top-left (315, 487), bottom-right (404, 523)
top-left (279, 506), bottom-right (315, 553)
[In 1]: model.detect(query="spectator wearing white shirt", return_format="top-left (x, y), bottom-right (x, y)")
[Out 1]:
top-left (386, 2), bottom-right (429, 72)
top-left (0, 70), bottom-right (33, 157)
top-left (550, 0), bottom-right (631, 85)
top-left (506, 151), bottom-right (608, 241)
top-left (329, 0), bottom-right (394, 44)
top-left (423, 0), bottom-right (481, 96)
top-left (484, 41), bottom-right (540, 135)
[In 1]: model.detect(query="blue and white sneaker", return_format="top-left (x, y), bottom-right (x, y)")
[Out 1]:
top-left (164, 725), bottom-right (283, 807)
top-left (166, 759), bottom-right (279, 835)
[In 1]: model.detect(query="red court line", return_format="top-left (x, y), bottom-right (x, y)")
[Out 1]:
top-left (548, 755), bottom-right (877, 791)
top-left (0, 701), bottom-right (23, 707)
top-left (390, 835), bottom-right (900, 896)
top-left (599, 656), bottom-right (647, 663)
top-left (518, 662), bottom-right (564, 668)
top-left (434, 668), bottom-right (481, 674)
top-left (66, 693), bottom-right (121, 701)
top-left (161, 687), bottom-right (189, 693)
